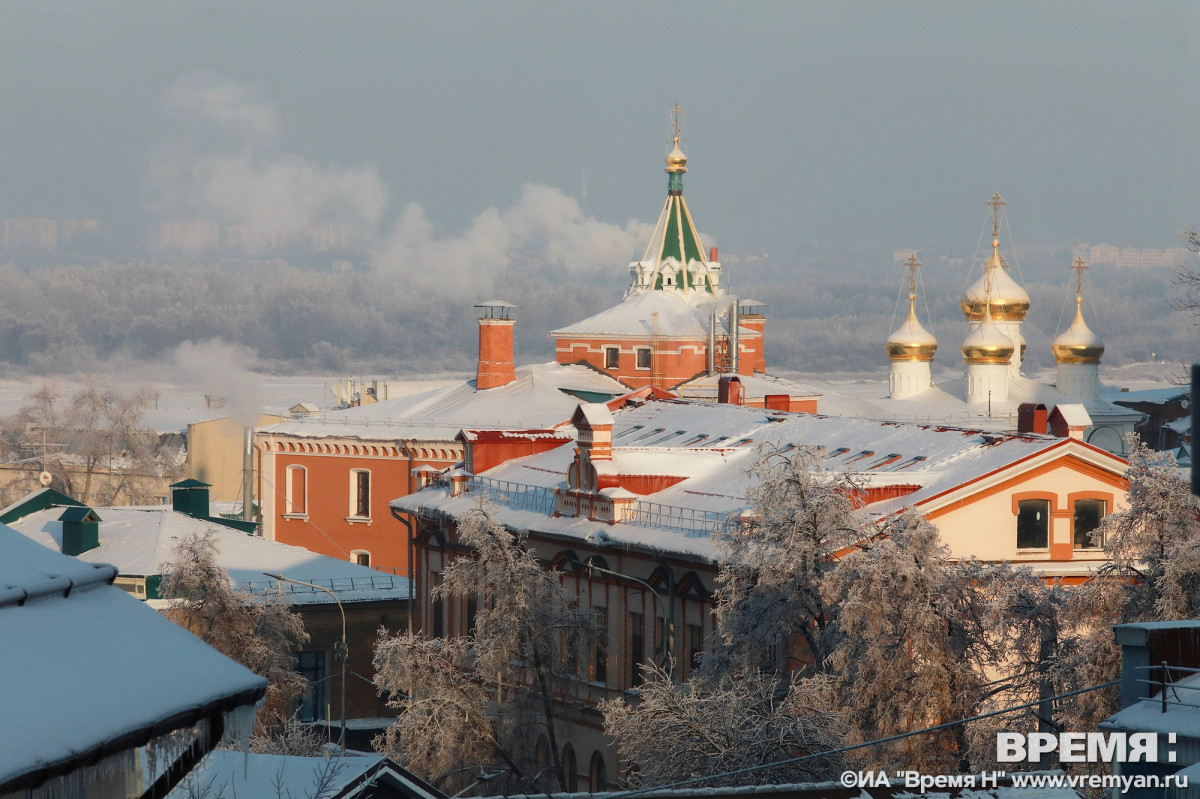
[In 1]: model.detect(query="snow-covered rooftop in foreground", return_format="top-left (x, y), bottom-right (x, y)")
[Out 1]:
top-left (0, 524), bottom-right (265, 792)
top-left (676, 372), bottom-right (821, 401)
top-left (395, 399), bottom-right (1125, 561)
top-left (552, 289), bottom-right (720, 338)
top-left (1103, 670), bottom-right (1200, 739)
top-left (170, 751), bottom-right (445, 799)
top-left (6, 503), bottom-right (409, 605)
top-left (259, 362), bottom-right (627, 442)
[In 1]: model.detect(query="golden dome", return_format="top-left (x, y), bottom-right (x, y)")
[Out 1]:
top-left (886, 296), bottom-right (938, 361)
top-left (961, 314), bottom-right (1015, 364)
top-left (665, 138), bottom-right (688, 173)
top-left (960, 240), bottom-right (1030, 322)
top-left (1052, 297), bottom-right (1105, 364)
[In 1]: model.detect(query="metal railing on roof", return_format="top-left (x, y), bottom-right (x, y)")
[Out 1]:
top-left (466, 475), bottom-right (739, 538)
top-left (1135, 663), bottom-right (1200, 713)
top-left (241, 575), bottom-right (406, 596)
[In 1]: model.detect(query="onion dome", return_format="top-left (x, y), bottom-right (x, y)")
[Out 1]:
top-left (961, 312), bottom-right (1015, 364)
top-left (960, 239), bottom-right (1030, 322)
top-left (665, 140), bottom-right (688, 173)
top-left (1052, 296), bottom-right (1105, 364)
top-left (886, 295), bottom-right (938, 361)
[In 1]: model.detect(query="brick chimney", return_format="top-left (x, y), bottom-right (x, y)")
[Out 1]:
top-left (571, 403), bottom-right (614, 462)
top-left (718, 375), bottom-right (743, 405)
top-left (1017, 403), bottom-right (1048, 435)
top-left (475, 301), bottom-right (518, 390)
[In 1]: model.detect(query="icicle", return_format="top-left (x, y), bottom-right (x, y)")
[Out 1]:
top-left (221, 702), bottom-right (258, 777)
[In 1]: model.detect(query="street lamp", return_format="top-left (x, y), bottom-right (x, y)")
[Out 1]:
top-left (575, 559), bottom-right (675, 677)
top-left (450, 768), bottom-right (510, 799)
top-left (264, 572), bottom-right (347, 751)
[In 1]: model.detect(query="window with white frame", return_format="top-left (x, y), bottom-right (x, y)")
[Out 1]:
top-left (349, 469), bottom-right (370, 518)
top-left (285, 465), bottom-right (307, 515)
top-left (604, 347), bottom-right (620, 370)
top-left (351, 549), bottom-right (371, 567)
top-left (636, 347), bottom-right (651, 370)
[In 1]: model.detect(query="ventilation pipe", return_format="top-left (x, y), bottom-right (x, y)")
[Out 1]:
top-left (728, 301), bottom-right (740, 375)
top-left (707, 310), bottom-right (717, 376)
top-left (243, 427), bottom-right (254, 523)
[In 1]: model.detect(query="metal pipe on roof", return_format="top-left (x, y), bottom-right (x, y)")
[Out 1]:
top-left (729, 301), bottom-right (740, 375)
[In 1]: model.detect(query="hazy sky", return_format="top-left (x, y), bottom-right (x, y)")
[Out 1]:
top-left (3, 1), bottom-right (1199, 262)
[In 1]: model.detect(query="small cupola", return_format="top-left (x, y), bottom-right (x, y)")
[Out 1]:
top-left (60, 506), bottom-right (101, 556)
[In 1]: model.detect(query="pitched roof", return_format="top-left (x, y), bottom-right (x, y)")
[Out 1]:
top-left (0, 524), bottom-right (265, 793)
top-left (394, 399), bottom-right (1126, 563)
top-left (6, 503), bottom-right (410, 605)
top-left (259, 362), bottom-right (627, 442)
top-left (552, 289), bottom-right (719, 339)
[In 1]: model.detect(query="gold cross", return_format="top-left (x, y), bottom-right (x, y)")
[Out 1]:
top-left (988, 192), bottom-right (1006, 239)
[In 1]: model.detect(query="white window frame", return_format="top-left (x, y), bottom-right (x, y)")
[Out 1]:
top-left (347, 468), bottom-right (372, 523)
top-left (604, 347), bottom-right (620, 370)
top-left (635, 347), bottom-right (651, 370)
top-left (284, 464), bottom-right (308, 518)
top-left (350, 549), bottom-right (371, 567)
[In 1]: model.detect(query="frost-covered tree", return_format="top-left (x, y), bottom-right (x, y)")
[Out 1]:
top-left (159, 531), bottom-right (309, 741)
top-left (1053, 437), bottom-right (1200, 730)
top-left (710, 446), bottom-right (872, 673)
top-left (373, 505), bottom-right (597, 794)
top-left (602, 663), bottom-right (845, 789)
top-left (0, 380), bottom-right (181, 506)
top-left (825, 512), bottom-right (1002, 773)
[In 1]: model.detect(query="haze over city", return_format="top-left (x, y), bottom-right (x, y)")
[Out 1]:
top-left (4, 1), bottom-right (1199, 260)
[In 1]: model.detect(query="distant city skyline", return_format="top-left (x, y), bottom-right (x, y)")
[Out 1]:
top-left (3, 2), bottom-right (1198, 275)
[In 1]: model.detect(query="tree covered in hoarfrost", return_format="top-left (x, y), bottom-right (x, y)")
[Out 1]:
top-left (159, 531), bottom-right (309, 744)
top-left (1052, 436), bottom-right (1200, 731)
top-left (825, 512), bottom-right (1002, 773)
top-left (710, 445), bottom-right (872, 674)
top-left (602, 663), bottom-right (846, 788)
top-left (373, 504), bottom-right (598, 794)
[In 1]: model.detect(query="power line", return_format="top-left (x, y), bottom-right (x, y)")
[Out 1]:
top-left (603, 679), bottom-right (1121, 799)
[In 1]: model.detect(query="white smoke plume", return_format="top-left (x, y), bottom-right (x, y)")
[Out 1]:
top-left (371, 184), bottom-right (654, 296)
top-left (151, 73), bottom-right (657, 295)
top-left (152, 71), bottom-right (388, 245)
top-left (174, 340), bottom-right (264, 428)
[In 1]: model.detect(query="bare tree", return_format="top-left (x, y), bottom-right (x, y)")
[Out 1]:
top-left (603, 663), bottom-right (845, 789)
top-left (159, 531), bottom-right (309, 741)
top-left (373, 504), bottom-right (597, 794)
top-left (825, 512), bottom-right (1003, 773)
top-left (709, 446), bottom-right (872, 674)
top-left (0, 380), bottom-right (181, 506)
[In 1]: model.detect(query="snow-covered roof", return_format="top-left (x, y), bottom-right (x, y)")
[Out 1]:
top-left (0, 524), bottom-right (265, 793)
top-left (170, 751), bottom-right (445, 799)
top-left (810, 375), bottom-right (1141, 431)
top-left (6, 504), bottom-right (409, 605)
top-left (259, 362), bottom-right (627, 442)
top-left (1103, 670), bottom-right (1200, 739)
top-left (552, 290), bottom-right (719, 339)
top-left (394, 399), bottom-right (1125, 562)
top-left (676, 372), bottom-right (822, 401)
top-left (1052, 403), bottom-right (1092, 428)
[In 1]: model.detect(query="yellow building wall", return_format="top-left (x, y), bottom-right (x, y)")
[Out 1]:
top-left (186, 415), bottom-right (283, 503)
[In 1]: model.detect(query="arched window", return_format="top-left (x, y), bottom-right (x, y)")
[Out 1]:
top-left (285, 465), bottom-right (307, 516)
top-left (589, 751), bottom-right (607, 792)
top-left (562, 744), bottom-right (578, 793)
top-left (350, 549), bottom-right (371, 567)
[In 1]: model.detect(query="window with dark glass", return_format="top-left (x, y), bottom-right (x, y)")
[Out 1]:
top-left (432, 572), bottom-right (445, 638)
top-left (354, 470), bottom-right (370, 517)
top-left (604, 347), bottom-right (620, 369)
top-left (1017, 499), bottom-right (1051, 549)
top-left (295, 650), bottom-right (326, 722)
top-left (1074, 499), bottom-right (1107, 548)
top-left (353, 551), bottom-right (370, 566)
top-left (636, 348), bottom-right (651, 370)
top-left (629, 612), bottom-right (644, 686)
top-left (688, 622), bottom-right (704, 677)
top-left (466, 594), bottom-right (479, 634)
top-left (591, 606), bottom-right (608, 684)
